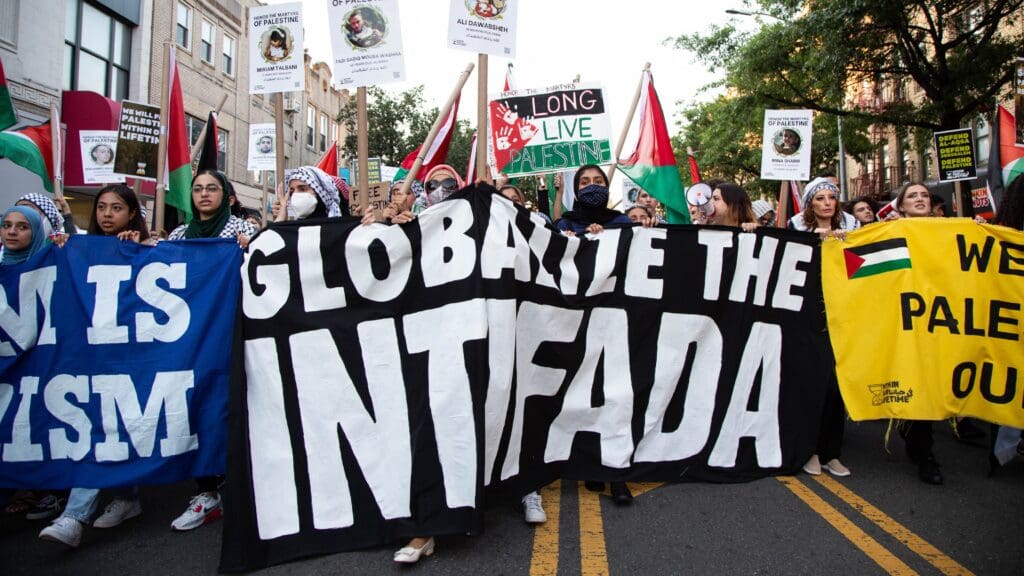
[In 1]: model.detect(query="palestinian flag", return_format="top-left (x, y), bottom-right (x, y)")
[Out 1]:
top-left (617, 71), bottom-right (690, 224)
top-left (165, 45), bottom-right (192, 220)
top-left (987, 104), bottom-right (1024, 216)
top-left (875, 197), bottom-right (898, 221)
top-left (394, 96), bottom-right (460, 182)
top-left (0, 56), bottom-right (16, 131)
top-left (844, 238), bottom-right (911, 279)
top-left (317, 140), bottom-right (338, 176)
top-left (195, 111), bottom-right (218, 173)
top-left (0, 122), bottom-right (54, 192)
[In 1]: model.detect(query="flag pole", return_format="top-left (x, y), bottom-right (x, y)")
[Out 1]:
top-left (399, 62), bottom-right (476, 197)
top-left (475, 53), bottom-right (488, 183)
top-left (155, 42), bottom-right (171, 232)
top-left (189, 93), bottom-right (228, 163)
top-left (356, 87), bottom-right (369, 215)
top-left (775, 180), bottom-right (790, 228)
top-left (49, 103), bottom-right (63, 200)
top-left (274, 93), bottom-right (286, 212)
top-left (260, 170), bottom-right (269, 227)
top-left (606, 62), bottom-right (650, 184)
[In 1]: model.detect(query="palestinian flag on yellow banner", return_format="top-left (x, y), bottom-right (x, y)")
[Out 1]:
top-left (843, 238), bottom-right (911, 279)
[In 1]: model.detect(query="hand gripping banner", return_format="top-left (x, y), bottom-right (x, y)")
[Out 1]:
top-left (221, 186), bottom-right (833, 571)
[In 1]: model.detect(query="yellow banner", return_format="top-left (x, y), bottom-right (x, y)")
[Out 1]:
top-left (822, 219), bottom-right (1024, 427)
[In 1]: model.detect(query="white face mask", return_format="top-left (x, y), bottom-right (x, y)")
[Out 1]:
top-left (289, 192), bottom-right (318, 218)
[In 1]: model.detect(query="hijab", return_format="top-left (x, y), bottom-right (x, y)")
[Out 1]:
top-left (184, 171), bottom-right (232, 239)
top-left (285, 166), bottom-right (344, 217)
top-left (18, 193), bottom-right (64, 235)
top-left (1, 206), bottom-right (47, 265)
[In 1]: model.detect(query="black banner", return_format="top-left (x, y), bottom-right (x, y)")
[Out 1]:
top-left (220, 186), bottom-right (832, 571)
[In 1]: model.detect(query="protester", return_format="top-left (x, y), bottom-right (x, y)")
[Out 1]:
top-left (930, 194), bottom-right (946, 217)
top-left (788, 178), bottom-right (859, 238)
top-left (706, 182), bottom-right (758, 231)
top-left (424, 164), bottom-right (464, 207)
top-left (17, 192), bottom-right (77, 236)
top-left (636, 189), bottom-right (667, 223)
top-left (892, 182), bottom-right (943, 485)
top-left (751, 199), bottom-right (775, 227)
top-left (1, 206), bottom-right (48, 265)
top-left (627, 205), bottom-right (654, 225)
top-left (167, 170), bottom-right (256, 242)
top-left (847, 198), bottom-right (877, 226)
top-left (88, 184), bottom-right (152, 244)
top-left (555, 165), bottom-right (631, 235)
top-left (993, 173), bottom-right (1024, 230)
top-left (273, 166), bottom-right (347, 223)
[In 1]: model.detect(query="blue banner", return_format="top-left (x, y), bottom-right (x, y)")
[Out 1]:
top-left (0, 236), bottom-right (240, 489)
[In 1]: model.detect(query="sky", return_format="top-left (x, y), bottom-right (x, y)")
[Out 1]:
top-left (263, 0), bottom-right (753, 194)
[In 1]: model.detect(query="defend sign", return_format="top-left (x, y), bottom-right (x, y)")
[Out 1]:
top-left (934, 128), bottom-right (977, 182)
top-left (489, 83), bottom-right (612, 177)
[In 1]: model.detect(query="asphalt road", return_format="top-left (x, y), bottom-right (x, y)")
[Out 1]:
top-left (2, 419), bottom-right (1021, 576)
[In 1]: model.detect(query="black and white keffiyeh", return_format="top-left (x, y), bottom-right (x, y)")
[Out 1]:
top-left (18, 193), bottom-right (64, 233)
top-left (285, 166), bottom-right (343, 217)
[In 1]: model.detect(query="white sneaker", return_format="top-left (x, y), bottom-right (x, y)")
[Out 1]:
top-left (93, 499), bottom-right (142, 528)
top-left (39, 516), bottom-right (84, 548)
top-left (522, 492), bottom-right (546, 524)
top-left (170, 492), bottom-right (222, 531)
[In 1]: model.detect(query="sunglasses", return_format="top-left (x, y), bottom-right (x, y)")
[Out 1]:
top-left (426, 178), bottom-right (458, 192)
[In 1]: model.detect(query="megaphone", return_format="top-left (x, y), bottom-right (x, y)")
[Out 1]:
top-left (686, 182), bottom-right (715, 219)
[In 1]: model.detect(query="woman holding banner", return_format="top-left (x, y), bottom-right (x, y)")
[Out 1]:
top-left (787, 178), bottom-right (859, 237)
top-left (272, 166), bottom-right (347, 222)
top-left (88, 184), bottom-right (153, 244)
top-left (167, 170), bottom-right (256, 243)
top-left (555, 165), bottom-right (632, 235)
top-left (706, 182), bottom-right (759, 231)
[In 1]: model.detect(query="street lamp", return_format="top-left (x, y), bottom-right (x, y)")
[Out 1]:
top-left (724, 9), bottom-right (780, 20)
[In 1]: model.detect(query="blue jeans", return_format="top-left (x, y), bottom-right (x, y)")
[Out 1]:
top-left (62, 486), bottom-right (139, 524)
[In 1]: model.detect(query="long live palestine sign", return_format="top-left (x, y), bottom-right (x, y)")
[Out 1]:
top-left (221, 186), bottom-right (832, 571)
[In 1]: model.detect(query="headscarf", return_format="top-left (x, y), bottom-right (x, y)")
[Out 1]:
top-left (330, 175), bottom-right (351, 203)
top-left (1, 206), bottom-right (47, 265)
top-left (18, 193), bottom-right (64, 235)
top-left (751, 199), bottom-right (774, 220)
top-left (424, 165), bottom-right (464, 206)
top-left (802, 177), bottom-right (840, 208)
top-left (285, 166), bottom-right (343, 217)
top-left (184, 171), bottom-right (232, 239)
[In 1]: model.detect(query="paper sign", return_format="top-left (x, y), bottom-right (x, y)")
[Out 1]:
top-left (447, 0), bottom-right (518, 58)
top-left (248, 124), bottom-right (276, 171)
top-left (79, 130), bottom-right (125, 184)
top-left (249, 2), bottom-right (305, 94)
top-left (328, 0), bottom-right (406, 88)
top-left (760, 109), bottom-right (813, 181)
top-left (113, 100), bottom-right (160, 181)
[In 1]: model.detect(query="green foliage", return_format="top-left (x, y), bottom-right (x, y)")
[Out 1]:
top-left (339, 86), bottom-right (474, 172)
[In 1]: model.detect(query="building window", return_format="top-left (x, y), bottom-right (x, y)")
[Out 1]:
top-left (0, 0), bottom-right (18, 49)
top-left (974, 117), bottom-right (990, 167)
top-left (185, 114), bottom-right (228, 173)
top-left (63, 0), bottom-right (132, 100)
top-left (222, 34), bottom-right (235, 76)
top-left (306, 105), bottom-right (315, 148)
top-left (176, 2), bottom-right (191, 50)
top-left (319, 113), bottom-right (328, 152)
top-left (200, 19), bottom-right (214, 64)
top-left (330, 121), bottom-right (338, 146)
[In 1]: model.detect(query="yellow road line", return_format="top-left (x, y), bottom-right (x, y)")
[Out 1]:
top-left (529, 481), bottom-right (561, 576)
top-left (777, 477), bottom-right (918, 575)
top-left (627, 482), bottom-right (664, 498)
top-left (578, 481), bottom-right (610, 576)
top-left (813, 475), bottom-right (974, 576)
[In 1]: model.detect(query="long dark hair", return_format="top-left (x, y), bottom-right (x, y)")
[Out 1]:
top-left (715, 183), bottom-right (755, 225)
top-left (88, 184), bottom-right (150, 241)
top-left (994, 173), bottom-right (1024, 230)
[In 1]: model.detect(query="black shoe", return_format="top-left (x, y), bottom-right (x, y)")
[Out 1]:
top-left (917, 458), bottom-right (944, 485)
top-left (955, 418), bottom-right (986, 443)
top-left (610, 482), bottom-right (633, 505)
top-left (584, 481), bottom-right (604, 493)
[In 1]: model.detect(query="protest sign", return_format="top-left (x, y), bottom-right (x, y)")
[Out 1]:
top-left (220, 187), bottom-right (832, 571)
top-left (934, 128), bottom-right (977, 182)
top-left (113, 100), bottom-right (160, 181)
top-left (447, 0), bottom-right (518, 58)
top-left (79, 130), bottom-right (124, 184)
top-left (350, 157), bottom-right (383, 185)
top-left (248, 123), bottom-right (276, 171)
top-left (328, 0), bottom-right (405, 88)
top-left (760, 110), bottom-right (812, 181)
top-left (822, 219), bottom-right (1024, 428)
top-left (0, 237), bottom-right (241, 489)
top-left (249, 2), bottom-right (305, 94)
top-left (972, 186), bottom-right (996, 220)
top-left (1015, 58), bottom-right (1024, 146)
top-left (489, 83), bottom-right (612, 176)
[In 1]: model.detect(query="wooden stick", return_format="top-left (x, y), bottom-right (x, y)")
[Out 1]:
top-left (154, 42), bottom-right (171, 232)
top-left (356, 87), bottom-right (369, 214)
top-left (399, 62), bottom-right (476, 197)
top-left (475, 54), bottom-right (488, 183)
top-left (49, 104), bottom-right (63, 200)
top-left (189, 93), bottom-right (229, 162)
top-left (260, 170), bottom-right (269, 226)
top-left (606, 62), bottom-right (650, 184)
top-left (776, 180), bottom-right (790, 228)
top-left (274, 94), bottom-right (286, 208)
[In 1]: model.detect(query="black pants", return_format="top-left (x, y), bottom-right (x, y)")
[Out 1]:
top-left (196, 475), bottom-right (223, 494)
top-left (816, 372), bottom-right (846, 461)
top-left (900, 421), bottom-right (934, 463)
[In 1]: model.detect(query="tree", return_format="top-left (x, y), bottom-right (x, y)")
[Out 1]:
top-left (338, 86), bottom-right (475, 178)
top-left (674, 0), bottom-right (1024, 131)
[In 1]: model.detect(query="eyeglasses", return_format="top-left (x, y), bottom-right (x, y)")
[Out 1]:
top-left (426, 178), bottom-right (458, 192)
top-left (192, 184), bottom-right (222, 195)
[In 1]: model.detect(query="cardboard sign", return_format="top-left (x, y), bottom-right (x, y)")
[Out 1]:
top-left (113, 100), bottom-right (160, 181)
top-left (934, 128), bottom-right (977, 183)
top-left (447, 0), bottom-right (518, 58)
top-left (328, 0), bottom-right (406, 88)
top-left (79, 130), bottom-right (125, 184)
top-left (249, 2), bottom-right (305, 94)
top-left (760, 110), bottom-right (813, 181)
top-left (488, 83), bottom-right (612, 177)
top-left (247, 123), bottom-right (276, 171)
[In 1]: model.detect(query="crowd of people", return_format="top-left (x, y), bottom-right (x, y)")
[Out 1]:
top-left (2, 163), bottom-right (1023, 563)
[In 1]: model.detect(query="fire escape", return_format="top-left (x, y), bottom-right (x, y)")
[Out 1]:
top-left (848, 76), bottom-right (913, 199)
